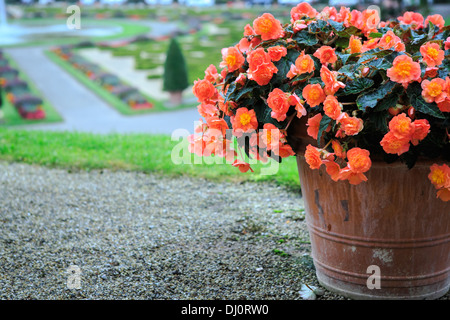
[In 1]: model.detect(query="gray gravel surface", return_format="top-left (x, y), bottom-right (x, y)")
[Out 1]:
top-left (0, 162), bottom-right (448, 300)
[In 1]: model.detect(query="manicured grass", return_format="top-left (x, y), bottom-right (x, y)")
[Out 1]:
top-left (0, 129), bottom-right (301, 190)
top-left (0, 55), bottom-right (63, 126)
top-left (45, 50), bottom-right (195, 115)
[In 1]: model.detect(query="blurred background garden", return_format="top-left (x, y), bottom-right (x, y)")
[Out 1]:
top-left (0, 0), bottom-right (449, 188)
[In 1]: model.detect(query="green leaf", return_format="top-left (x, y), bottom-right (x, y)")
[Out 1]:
top-left (369, 32), bottom-right (382, 38)
top-left (336, 26), bottom-right (359, 38)
top-left (337, 64), bottom-right (359, 79)
top-left (373, 86), bottom-right (402, 112)
top-left (234, 84), bottom-right (255, 101)
top-left (317, 114), bottom-right (332, 147)
top-left (407, 83), bottom-right (445, 119)
top-left (224, 82), bottom-right (236, 103)
top-left (356, 81), bottom-right (397, 110)
top-left (308, 20), bottom-right (329, 34)
top-left (293, 32), bottom-right (318, 46)
top-left (338, 78), bottom-right (374, 96)
top-left (370, 112), bottom-right (389, 133)
top-left (328, 19), bottom-right (344, 32)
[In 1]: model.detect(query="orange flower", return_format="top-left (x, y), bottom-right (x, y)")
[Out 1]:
top-left (204, 64), bottom-right (219, 83)
top-left (428, 164), bottom-right (450, 189)
top-left (438, 99), bottom-right (450, 113)
top-left (323, 158), bottom-right (341, 181)
top-left (244, 24), bottom-right (255, 36)
top-left (421, 78), bottom-right (447, 104)
top-left (253, 13), bottom-right (283, 41)
top-left (288, 51), bottom-right (315, 79)
top-left (267, 46), bottom-right (287, 62)
top-left (346, 147), bottom-right (372, 174)
top-left (323, 95), bottom-right (342, 120)
top-left (424, 14), bottom-right (445, 29)
top-left (274, 143), bottom-right (296, 158)
top-left (331, 139), bottom-right (346, 159)
top-left (306, 113), bottom-right (322, 140)
top-left (288, 93), bottom-right (307, 118)
top-left (380, 131), bottom-right (410, 155)
top-left (193, 79), bottom-right (218, 103)
top-left (337, 113), bottom-right (364, 136)
top-left (445, 37), bottom-right (450, 51)
top-left (232, 159), bottom-right (254, 173)
top-left (188, 133), bottom-right (206, 157)
top-left (437, 188), bottom-right (450, 202)
top-left (338, 167), bottom-right (368, 185)
top-left (420, 42), bottom-right (445, 68)
top-left (290, 2), bottom-right (318, 22)
top-left (305, 144), bottom-right (322, 170)
top-left (232, 107), bottom-right (258, 136)
top-left (387, 55), bottom-right (421, 85)
top-left (220, 46), bottom-right (245, 72)
top-left (361, 38), bottom-right (380, 52)
top-left (378, 30), bottom-right (405, 52)
top-left (389, 113), bottom-right (415, 139)
top-left (237, 38), bottom-right (251, 53)
top-left (348, 35), bottom-right (363, 54)
top-left (267, 88), bottom-right (290, 122)
top-left (410, 119), bottom-right (430, 146)
top-left (197, 103), bottom-right (218, 119)
top-left (398, 11), bottom-right (424, 29)
top-left (302, 84), bottom-right (326, 108)
top-left (259, 123), bottom-right (281, 151)
top-left (247, 48), bottom-right (278, 86)
top-left (321, 66), bottom-right (346, 95)
top-left (313, 45), bottom-right (337, 66)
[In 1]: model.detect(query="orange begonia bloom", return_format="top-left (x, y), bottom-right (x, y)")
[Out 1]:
top-left (220, 46), bottom-right (245, 72)
top-left (389, 113), bottom-right (415, 139)
top-left (267, 88), bottom-right (290, 122)
top-left (259, 123), bottom-right (281, 151)
top-left (247, 48), bottom-right (278, 86)
top-left (338, 168), bottom-right (368, 185)
top-left (323, 95), bottom-right (342, 120)
top-left (337, 113), bottom-right (364, 136)
top-left (313, 45), bottom-right (337, 66)
top-left (398, 11), bottom-right (424, 29)
top-left (348, 35), bottom-right (363, 54)
top-left (306, 113), bottom-right (323, 140)
top-left (193, 79), bottom-right (218, 103)
top-left (275, 143), bottom-right (296, 158)
top-left (232, 107), bottom-right (258, 136)
top-left (320, 66), bottom-right (345, 95)
top-left (445, 37), bottom-right (450, 51)
top-left (428, 164), bottom-right (450, 190)
top-left (323, 158), bottom-right (341, 181)
top-left (331, 139), bottom-right (346, 159)
top-left (253, 13), bottom-right (283, 41)
top-left (302, 84), bottom-right (326, 108)
top-left (244, 24), bottom-right (255, 36)
top-left (421, 78), bottom-right (447, 104)
top-left (437, 188), bottom-right (450, 201)
top-left (288, 94), bottom-right (307, 118)
top-left (290, 2), bottom-right (318, 22)
top-left (410, 119), bottom-right (430, 146)
top-left (347, 147), bottom-right (372, 174)
top-left (232, 159), bottom-right (254, 173)
top-left (361, 38), bottom-right (380, 52)
top-left (420, 42), bottom-right (445, 68)
top-left (267, 46), bottom-right (287, 62)
top-left (424, 14), bottom-right (445, 29)
top-left (204, 64), bottom-right (219, 83)
top-left (386, 55), bottom-right (421, 85)
top-left (305, 144), bottom-right (323, 170)
top-left (295, 51), bottom-right (315, 73)
top-left (380, 131), bottom-right (411, 155)
top-left (378, 30), bottom-right (405, 52)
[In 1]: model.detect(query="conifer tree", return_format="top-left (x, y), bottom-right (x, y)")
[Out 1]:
top-left (163, 37), bottom-right (189, 94)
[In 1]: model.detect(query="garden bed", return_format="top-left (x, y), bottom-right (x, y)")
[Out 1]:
top-left (0, 52), bottom-right (62, 126)
top-left (46, 47), bottom-right (195, 116)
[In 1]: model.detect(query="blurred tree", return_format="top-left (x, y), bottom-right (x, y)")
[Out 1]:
top-left (163, 37), bottom-right (189, 106)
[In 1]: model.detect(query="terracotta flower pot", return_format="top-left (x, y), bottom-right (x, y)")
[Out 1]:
top-left (288, 118), bottom-right (450, 299)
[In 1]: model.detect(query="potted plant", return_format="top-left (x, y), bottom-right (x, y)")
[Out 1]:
top-left (188, 2), bottom-right (450, 299)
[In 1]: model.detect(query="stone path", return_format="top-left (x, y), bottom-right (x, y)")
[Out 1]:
top-left (5, 46), bottom-right (200, 135)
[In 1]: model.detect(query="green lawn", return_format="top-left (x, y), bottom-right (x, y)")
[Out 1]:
top-left (0, 129), bottom-right (301, 190)
top-left (45, 50), bottom-right (196, 115)
top-left (0, 54), bottom-right (63, 126)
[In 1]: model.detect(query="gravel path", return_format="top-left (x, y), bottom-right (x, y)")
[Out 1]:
top-left (0, 161), bottom-right (448, 300)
